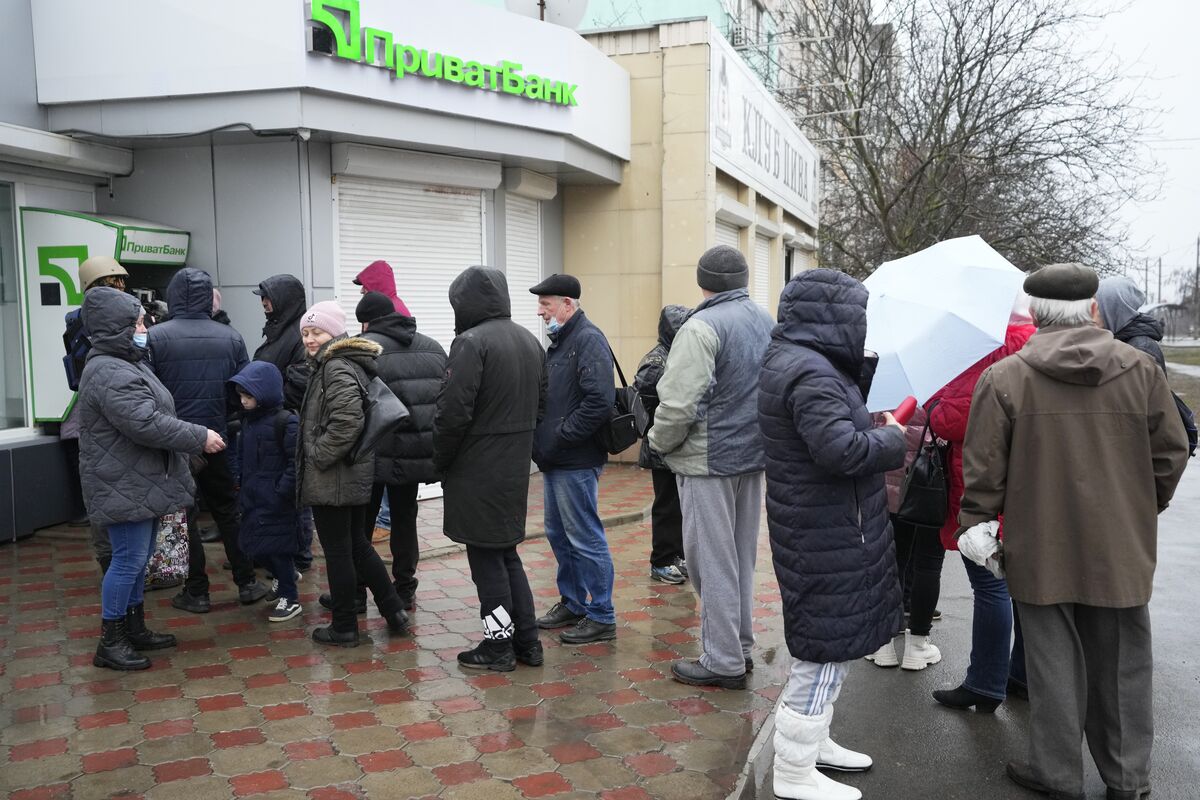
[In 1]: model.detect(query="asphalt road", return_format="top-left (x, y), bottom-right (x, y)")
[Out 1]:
top-left (759, 460), bottom-right (1200, 800)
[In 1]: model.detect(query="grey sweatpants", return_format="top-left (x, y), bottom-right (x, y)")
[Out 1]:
top-left (677, 472), bottom-right (762, 676)
top-left (1018, 601), bottom-right (1153, 797)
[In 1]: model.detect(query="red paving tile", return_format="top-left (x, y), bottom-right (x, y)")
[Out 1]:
top-left (154, 757), bottom-right (212, 782)
top-left (11, 786), bottom-right (71, 800)
top-left (649, 722), bottom-right (699, 743)
top-left (78, 709), bottom-right (129, 729)
top-left (212, 728), bottom-right (267, 748)
top-left (470, 732), bottom-right (525, 753)
top-left (231, 770), bottom-right (289, 796)
top-left (261, 702), bottom-right (308, 721)
top-left (433, 761), bottom-right (491, 785)
top-left (330, 711), bottom-right (378, 729)
top-left (245, 672), bottom-right (288, 689)
top-left (546, 741), bottom-right (603, 764)
top-left (284, 740), bottom-right (335, 760)
top-left (143, 718), bottom-right (195, 739)
top-left (11, 737), bottom-right (69, 761)
top-left (624, 751), bottom-right (678, 777)
top-left (513, 771), bottom-right (574, 797)
top-left (197, 694), bottom-right (245, 712)
top-left (435, 695), bottom-right (484, 714)
top-left (82, 747), bottom-right (139, 773)
top-left (357, 748), bottom-right (413, 773)
top-left (135, 685), bottom-right (182, 701)
top-left (400, 721), bottom-right (449, 741)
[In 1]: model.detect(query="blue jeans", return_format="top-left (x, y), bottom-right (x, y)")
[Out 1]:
top-left (375, 493), bottom-right (391, 528)
top-left (543, 467), bottom-right (615, 624)
top-left (102, 519), bottom-right (156, 620)
top-left (961, 556), bottom-right (1027, 699)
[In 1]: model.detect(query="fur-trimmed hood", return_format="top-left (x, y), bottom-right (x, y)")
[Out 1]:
top-left (311, 334), bottom-right (382, 379)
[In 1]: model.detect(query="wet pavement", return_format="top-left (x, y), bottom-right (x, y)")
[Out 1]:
top-left (0, 465), bottom-right (789, 800)
top-left (4, 462), bottom-right (1198, 799)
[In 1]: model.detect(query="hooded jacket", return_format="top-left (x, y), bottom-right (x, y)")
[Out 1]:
top-left (230, 361), bottom-right (299, 557)
top-left (927, 324), bottom-right (1037, 549)
top-left (634, 305), bottom-right (691, 470)
top-left (253, 274), bottom-right (309, 408)
top-left (77, 288), bottom-right (207, 526)
top-left (649, 288), bottom-right (775, 477)
top-left (355, 261), bottom-right (412, 316)
top-left (148, 268), bottom-right (249, 435)
top-left (758, 270), bottom-right (907, 663)
top-left (1097, 276), bottom-right (1167, 372)
top-left (960, 326), bottom-right (1189, 607)
top-left (361, 312), bottom-right (447, 486)
top-left (297, 335), bottom-right (382, 507)
top-left (532, 309), bottom-right (615, 472)
top-left (433, 267), bottom-right (546, 548)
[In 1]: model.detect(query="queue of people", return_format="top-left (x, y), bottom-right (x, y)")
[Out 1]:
top-left (69, 247), bottom-right (1191, 800)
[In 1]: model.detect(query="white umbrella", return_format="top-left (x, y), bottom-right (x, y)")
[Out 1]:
top-left (863, 235), bottom-right (1026, 412)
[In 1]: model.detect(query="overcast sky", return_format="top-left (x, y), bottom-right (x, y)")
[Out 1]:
top-left (1095, 0), bottom-right (1200, 302)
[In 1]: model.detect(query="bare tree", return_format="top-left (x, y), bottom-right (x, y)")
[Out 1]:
top-left (775, 0), bottom-right (1158, 277)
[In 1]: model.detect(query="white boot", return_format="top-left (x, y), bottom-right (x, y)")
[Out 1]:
top-left (864, 638), bottom-right (898, 668)
top-left (817, 737), bottom-right (872, 772)
top-left (773, 704), bottom-right (863, 800)
top-left (900, 629), bottom-right (942, 671)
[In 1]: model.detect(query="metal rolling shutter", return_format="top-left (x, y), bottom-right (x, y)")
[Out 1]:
top-left (715, 219), bottom-right (740, 250)
top-left (336, 177), bottom-right (483, 353)
top-left (504, 194), bottom-right (542, 341)
top-left (753, 234), bottom-right (771, 309)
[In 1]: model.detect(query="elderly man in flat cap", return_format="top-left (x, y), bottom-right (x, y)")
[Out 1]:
top-left (529, 274), bottom-right (619, 645)
top-left (957, 262), bottom-right (1189, 800)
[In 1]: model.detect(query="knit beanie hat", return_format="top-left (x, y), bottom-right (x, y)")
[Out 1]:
top-left (356, 291), bottom-right (395, 324)
top-left (299, 300), bottom-right (347, 337)
top-left (697, 245), bottom-right (749, 292)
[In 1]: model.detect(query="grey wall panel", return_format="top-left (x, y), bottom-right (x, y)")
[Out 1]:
top-left (308, 142), bottom-right (334, 292)
top-left (0, 1), bottom-right (47, 130)
top-left (213, 141), bottom-right (304, 291)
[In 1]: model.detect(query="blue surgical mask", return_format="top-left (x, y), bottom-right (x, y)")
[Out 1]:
top-left (545, 318), bottom-right (562, 335)
top-left (133, 332), bottom-right (148, 348)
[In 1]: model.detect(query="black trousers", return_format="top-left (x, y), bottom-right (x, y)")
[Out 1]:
top-left (891, 514), bottom-right (944, 636)
top-left (650, 468), bottom-right (685, 568)
top-left (364, 482), bottom-right (420, 599)
top-left (313, 504), bottom-right (402, 633)
top-left (465, 544), bottom-right (538, 648)
top-left (184, 450), bottom-right (255, 595)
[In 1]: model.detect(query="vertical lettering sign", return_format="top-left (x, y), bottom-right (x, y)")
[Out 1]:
top-left (307, 0), bottom-right (580, 106)
top-left (709, 31), bottom-right (818, 225)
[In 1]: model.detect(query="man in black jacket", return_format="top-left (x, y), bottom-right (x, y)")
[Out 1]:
top-left (149, 268), bottom-right (266, 612)
top-left (434, 267), bottom-right (546, 671)
top-left (356, 292), bottom-right (447, 609)
top-left (529, 274), bottom-right (618, 645)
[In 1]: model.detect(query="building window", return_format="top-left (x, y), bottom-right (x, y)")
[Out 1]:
top-left (0, 183), bottom-right (26, 430)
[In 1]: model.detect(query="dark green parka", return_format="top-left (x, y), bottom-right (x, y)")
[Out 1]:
top-left (297, 335), bottom-right (382, 507)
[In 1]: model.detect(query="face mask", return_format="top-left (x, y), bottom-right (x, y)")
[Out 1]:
top-left (133, 332), bottom-right (148, 348)
top-left (545, 318), bottom-right (561, 335)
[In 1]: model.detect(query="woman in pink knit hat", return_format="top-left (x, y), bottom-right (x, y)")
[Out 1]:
top-left (295, 300), bottom-right (409, 646)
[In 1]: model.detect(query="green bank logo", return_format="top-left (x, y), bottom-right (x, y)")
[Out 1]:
top-left (307, 0), bottom-right (579, 106)
top-left (37, 245), bottom-right (86, 307)
top-left (124, 242), bottom-right (186, 257)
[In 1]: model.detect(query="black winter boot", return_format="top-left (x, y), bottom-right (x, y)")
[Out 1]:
top-left (514, 640), bottom-right (545, 667)
top-left (125, 603), bottom-right (177, 651)
top-left (98, 556), bottom-right (111, 576)
top-left (458, 639), bottom-right (517, 672)
top-left (93, 618), bottom-right (151, 671)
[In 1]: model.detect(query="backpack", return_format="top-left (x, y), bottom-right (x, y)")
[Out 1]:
top-left (62, 309), bottom-right (91, 391)
top-left (1173, 392), bottom-right (1198, 457)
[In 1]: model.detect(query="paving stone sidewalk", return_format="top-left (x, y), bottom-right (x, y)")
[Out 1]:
top-left (0, 468), bottom-right (789, 800)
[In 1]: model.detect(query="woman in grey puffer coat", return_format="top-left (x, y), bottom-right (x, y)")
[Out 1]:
top-left (78, 288), bottom-right (222, 671)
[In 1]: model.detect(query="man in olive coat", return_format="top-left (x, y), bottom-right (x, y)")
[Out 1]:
top-left (959, 262), bottom-right (1190, 800)
top-left (434, 267), bottom-right (547, 671)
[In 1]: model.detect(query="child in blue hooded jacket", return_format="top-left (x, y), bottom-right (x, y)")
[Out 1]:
top-left (229, 361), bottom-right (302, 622)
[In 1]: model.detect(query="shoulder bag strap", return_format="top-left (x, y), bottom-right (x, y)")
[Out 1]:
top-left (605, 342), bottom-right (629, 389)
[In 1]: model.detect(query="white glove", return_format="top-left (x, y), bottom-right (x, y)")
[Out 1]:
top-left (958, 520), bottom-right (1001, 567)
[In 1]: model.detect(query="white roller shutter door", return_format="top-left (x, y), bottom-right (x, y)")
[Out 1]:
top-left (753, 234), bottom-right (771, 310)
top-left (504, 194), bottom-right (542, 341)
top-left (715, 220), bottom-right (740, 251)
top-left (336, 176), bottom-right (483, 353)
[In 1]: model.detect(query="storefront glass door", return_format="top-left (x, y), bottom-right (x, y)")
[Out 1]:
top-left (0, 183), bottom-right (26, 429)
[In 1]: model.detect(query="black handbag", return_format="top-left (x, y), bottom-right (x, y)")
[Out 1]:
top-left (346, 373), bottom-right (410, 462)
top-left (896, 403), bottom-right (949, 527)
top-left (595, 344), bottom-right (640, 455)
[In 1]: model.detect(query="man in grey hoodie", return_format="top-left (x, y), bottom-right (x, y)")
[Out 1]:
top-left (1095, 276), bottom-right (1167, 371)
top-left (648, 245), bottom-right (775, 689)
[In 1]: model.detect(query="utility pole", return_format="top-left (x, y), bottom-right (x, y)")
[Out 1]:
top-left (1158, 256), bottom-right (1162, 305)
top-left (1194, 235), bottom-right (1199, 336)
top-left (1144, 258), bottom-right (1150, 298)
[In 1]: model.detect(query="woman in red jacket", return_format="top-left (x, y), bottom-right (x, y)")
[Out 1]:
top-left (928, 306), bottom-right (1036, 712)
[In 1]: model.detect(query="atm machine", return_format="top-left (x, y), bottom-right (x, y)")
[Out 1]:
top-left (0, 209), bottom-right (190, 542)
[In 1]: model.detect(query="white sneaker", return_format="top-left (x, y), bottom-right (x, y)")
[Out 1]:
top-left (900, 630), bottom-right (942, 670)
top-left (817, 738), bottom-right (872, 772)
top-left (864, 639), bottom-right (898, 668)
top-left (268, 597), bottom-right (302, 622)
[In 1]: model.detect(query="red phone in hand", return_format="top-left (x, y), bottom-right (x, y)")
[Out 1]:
top-left (893, 396), bottom-right (918, 426)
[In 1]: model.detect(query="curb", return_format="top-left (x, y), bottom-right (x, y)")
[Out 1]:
top-left (729, 700), bottom-right (779, 800)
